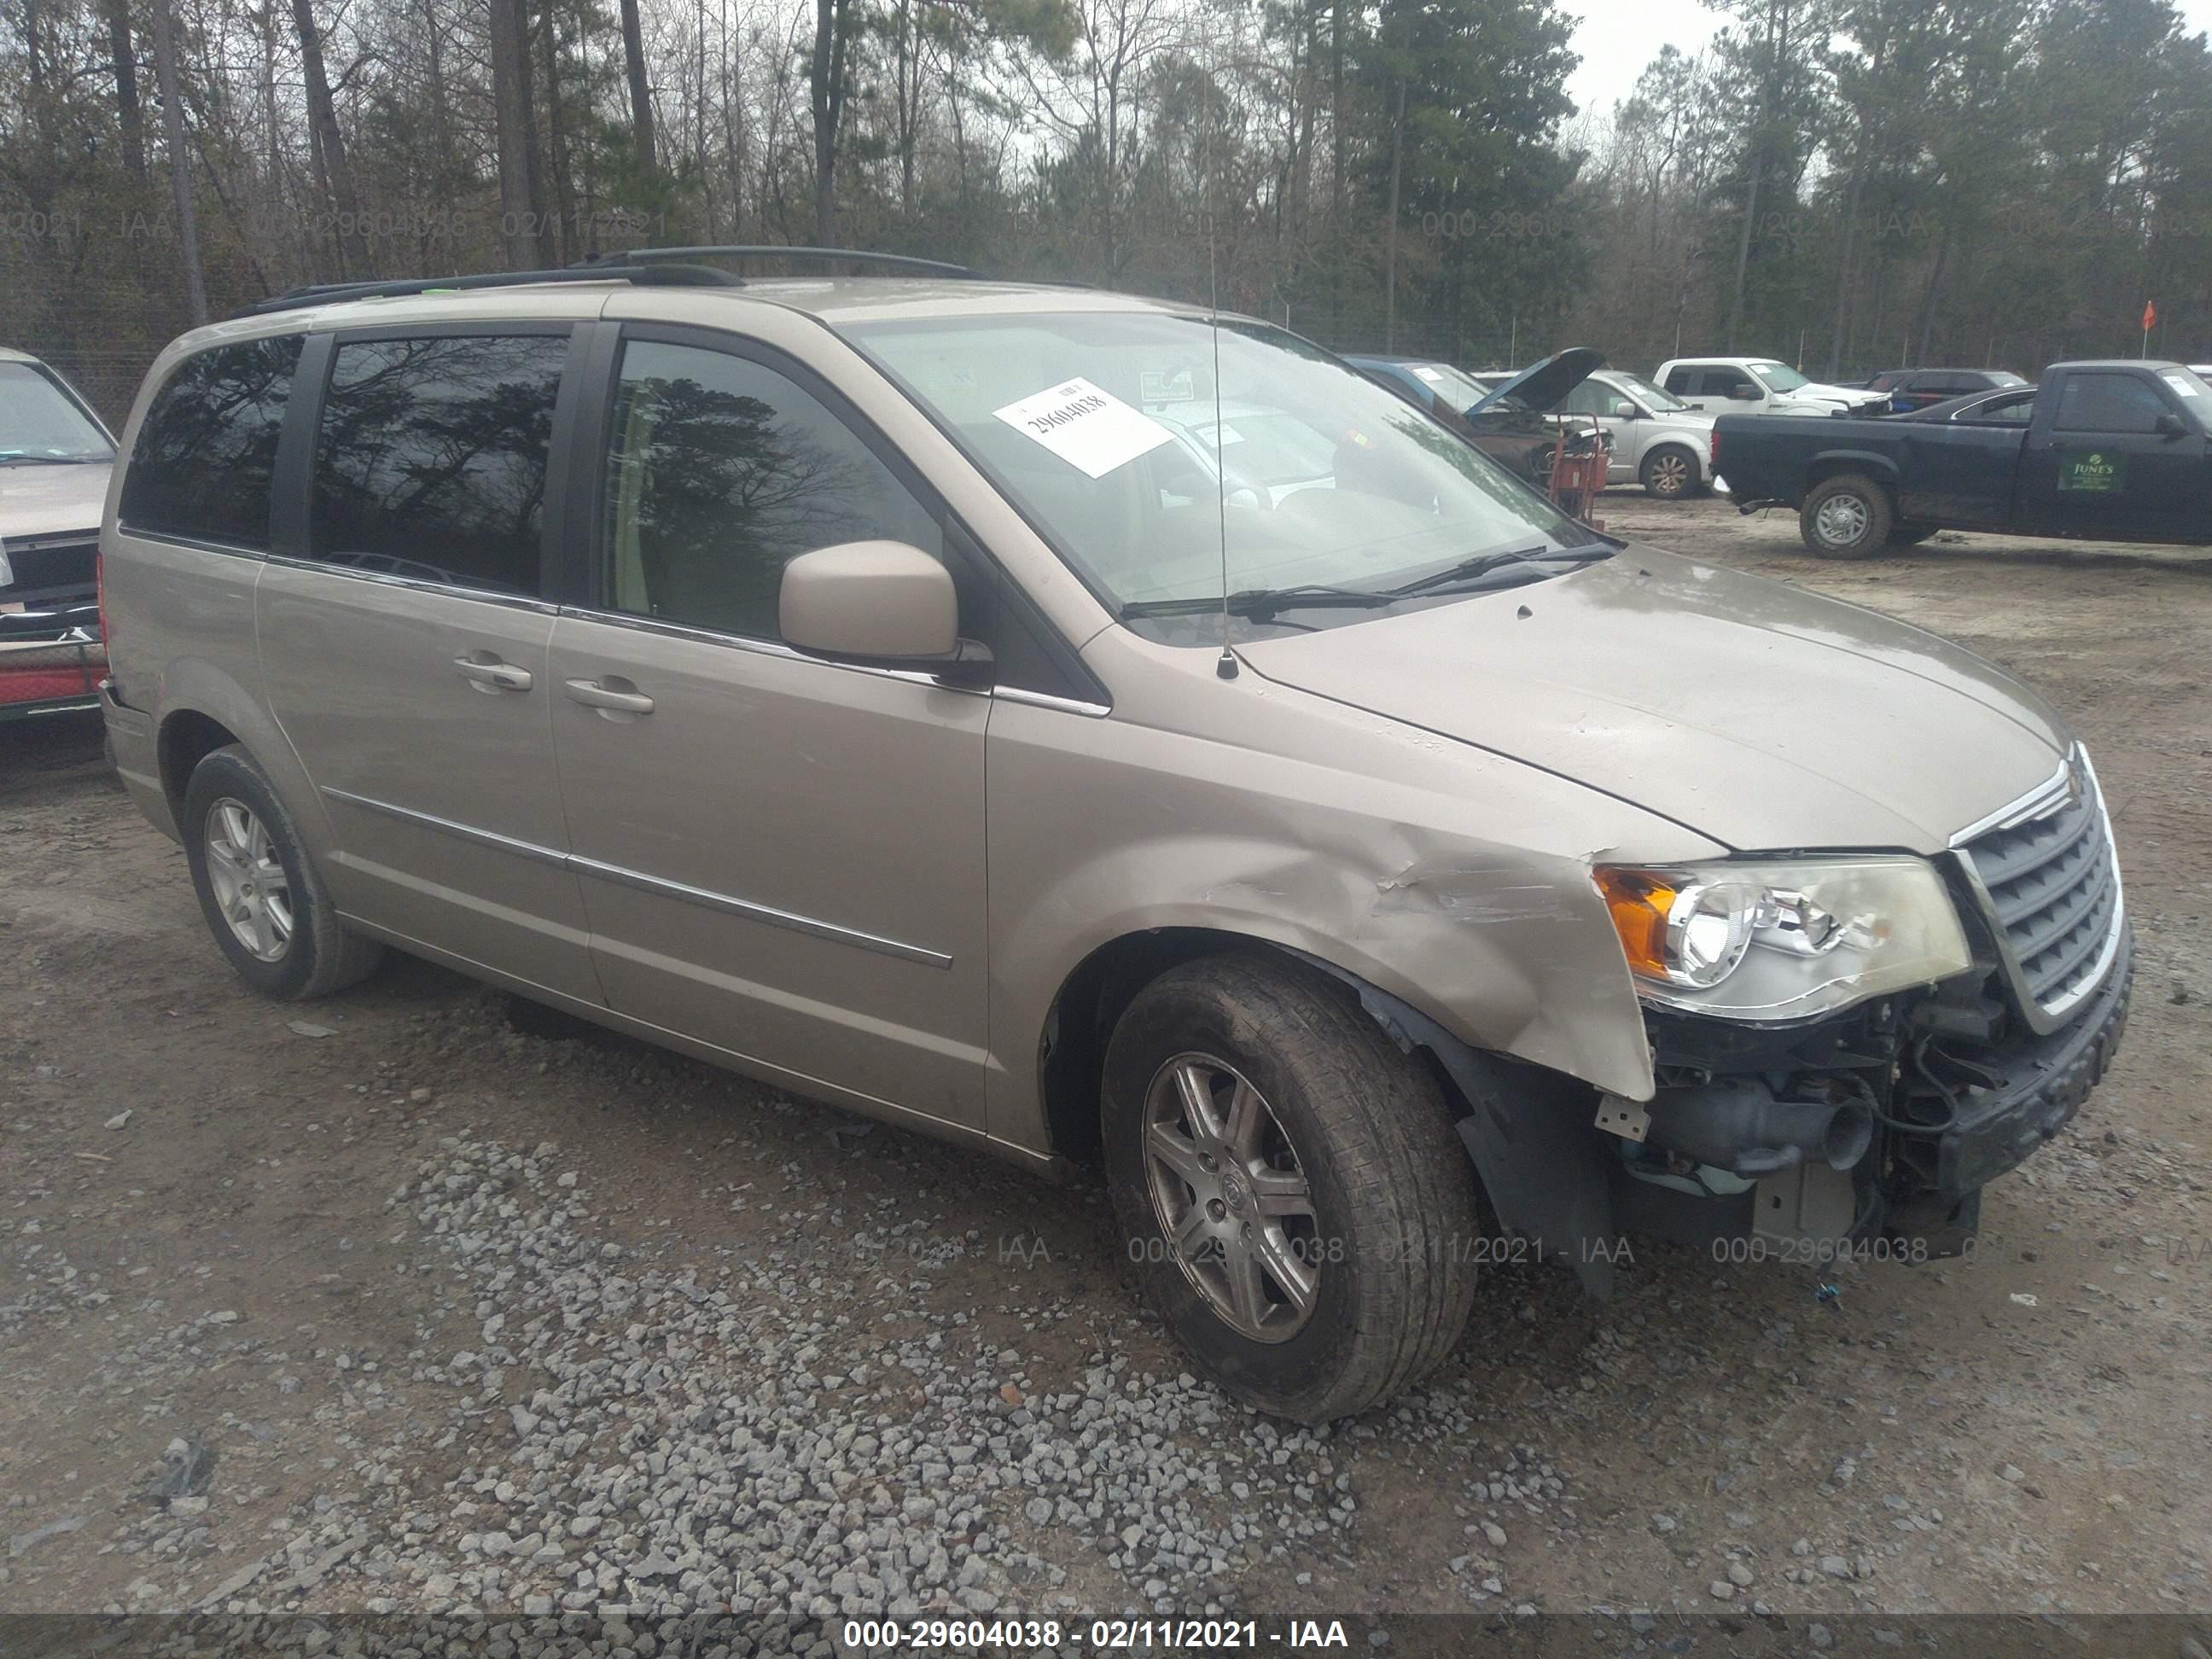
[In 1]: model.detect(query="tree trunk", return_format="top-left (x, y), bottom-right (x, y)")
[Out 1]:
top-left (620, 0), bottom-right (657, 178)
top-left (1328, 0), bottom-right (1345, 335)
top-left (809, 0), bottom-right (845, 247)
top-left (1383, 70), bottom-right (1406, 352)
top-left (488, 0), bottom-right (542, 265)
top-left (720, 0), bottom-right (742, 236)
top-left (151, 0), bottom-right (207, 324)
top-left (1827, 86), bottom-right (1877, 381)
top-left (109, 0), bottom-right (148, 179)
top-left (290, 0), bottom-right (373, 276)
top-left (1916, 227), bottom-right (1950, 363)
top-left (538, 4), bottom-right (579, 261)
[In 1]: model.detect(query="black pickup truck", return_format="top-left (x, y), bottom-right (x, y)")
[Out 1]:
top-left (1716, 360), bottom-right (2212, 556)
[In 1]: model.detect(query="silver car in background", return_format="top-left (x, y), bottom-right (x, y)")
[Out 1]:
top-left (1554, 370), bottom-right (1717, 498)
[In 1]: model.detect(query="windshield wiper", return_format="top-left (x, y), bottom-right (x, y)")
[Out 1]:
top-left (1388, 542), bottom-right (1612, 596)
top-left (1120, 584), bottom-right (1399, 620)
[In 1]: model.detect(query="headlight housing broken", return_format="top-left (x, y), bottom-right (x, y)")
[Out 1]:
top-left (1592, 855), bottom-right (1972, 1022)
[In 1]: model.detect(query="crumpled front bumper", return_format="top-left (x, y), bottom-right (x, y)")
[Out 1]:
top-left (1933, 924), bottom-right (2131, 1198)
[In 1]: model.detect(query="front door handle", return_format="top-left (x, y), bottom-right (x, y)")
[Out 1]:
top-left (454, 655), bottom-right (533, 692)
top-left (564, 677), bottom-right (655, 716)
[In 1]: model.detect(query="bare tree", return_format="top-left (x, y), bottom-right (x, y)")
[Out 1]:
top-left (809, 0), bottom-right (852, 245)
top-left (290, 0), bottom-right (373, 274)
top-left (620, 0), bottom-right (658, 178)
top-left (488, 0), bottom-right (543, 265)
top-left (149, 0), bottom-right (207, 323)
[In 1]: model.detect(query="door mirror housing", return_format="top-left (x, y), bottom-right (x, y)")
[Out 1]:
top-left (2153, 410), bottom-right (2190, 439)
top-left (1729, 385), bottom-right (1761, 401)
top-left (780, 540), bottom-right (992, 684)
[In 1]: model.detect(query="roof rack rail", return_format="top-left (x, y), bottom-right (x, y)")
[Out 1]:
top-left (232, 260), bottom-right (741, 320)
top-left (588, 245), bottom-right (981, 279)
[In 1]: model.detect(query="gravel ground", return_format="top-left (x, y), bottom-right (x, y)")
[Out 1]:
top-left (3, 496), bottom-right (2210, 1650)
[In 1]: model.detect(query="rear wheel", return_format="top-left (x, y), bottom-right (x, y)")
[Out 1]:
top-left (1639, 445), bottom-right (1699, 499)
top-left (182, 745), bottom-right (382, 1000)
top-left (1799, 472), bottom-right (1895, 557)
top-left (1103, 952), bottom-right (1481, 1421)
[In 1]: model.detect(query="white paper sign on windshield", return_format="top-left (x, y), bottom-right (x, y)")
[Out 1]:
top-left (993, 377), bottom-right (1174, 479)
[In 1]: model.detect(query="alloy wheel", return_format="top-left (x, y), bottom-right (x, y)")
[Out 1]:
top-left (203, 798), bottom-right (294, 963)
top-left (1141, 1053), bottom-right (1321, 1343)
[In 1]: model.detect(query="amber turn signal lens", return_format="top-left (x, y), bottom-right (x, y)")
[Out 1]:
top-left (1592, 867), bottom-right (1679, 980)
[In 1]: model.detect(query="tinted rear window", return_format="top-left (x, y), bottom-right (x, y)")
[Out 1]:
top-left (119, 336), bottom-right (302, 548)
top-left (310, 334), bottom-right (568, 596)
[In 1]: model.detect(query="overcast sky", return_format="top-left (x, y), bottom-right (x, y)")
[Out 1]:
top-left (1562, 0), bottom-right (2212, 119)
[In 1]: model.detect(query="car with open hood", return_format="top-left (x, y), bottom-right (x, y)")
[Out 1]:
top-left (1, 347), bottom-right (114, 719)
top-left (1343, 349), bottom-right (1610, 489)
top-left (99, 253), bottom-right (2130, 1422)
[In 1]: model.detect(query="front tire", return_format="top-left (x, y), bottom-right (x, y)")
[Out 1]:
top-left (1639, 445), bottom-right (1699, 499)
top-left (182, 745), bottom-right (382, 999)
top-left (1103, 952), bottom-right (1481, 1422)
top-left (1799, 472), bottom-right (1895, 557)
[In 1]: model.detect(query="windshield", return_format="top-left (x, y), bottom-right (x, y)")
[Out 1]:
top-left (1403, 362), bottom-right (1495, 410)
top-left (0, 364), bottom-right (114, 463)
top-left (1613, 372), bottom-right (1690, 412)
top-left (848, 314), bottom-right (1592, 624)
top-left (1749, 360), bottom-right (1810, 393)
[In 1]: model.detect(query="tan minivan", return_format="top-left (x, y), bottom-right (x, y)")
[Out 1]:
top-left (99, 253), bottom-right (2130, 1421)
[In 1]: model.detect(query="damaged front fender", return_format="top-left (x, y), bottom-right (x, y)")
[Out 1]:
top-left (981, 638), bottom-right (1726, 1159)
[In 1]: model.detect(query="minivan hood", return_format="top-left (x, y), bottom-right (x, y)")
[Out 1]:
top-left (0, 461), bottom-right (112, 540)
top-left (1236, 546), bottom-right (2069, 853)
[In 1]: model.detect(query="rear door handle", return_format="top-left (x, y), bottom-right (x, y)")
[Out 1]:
top-left (454, 655), bottom-right (533, 692)
top-left (564, 677), bottom-right (655, 716)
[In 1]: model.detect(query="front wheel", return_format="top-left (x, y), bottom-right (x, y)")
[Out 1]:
top-left (1639, 445), bottom-right (1700, 499)
top-left (1103, 952), bottom-right (1481, 1421)
top-left (1798, 472), bottom-right (1895, 557)
top-left (182, 745), bottom-right (382, 999)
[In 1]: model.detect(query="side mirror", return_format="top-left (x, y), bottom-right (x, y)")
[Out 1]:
top-left (2154, 410), bottom-right (2189, 439)
top-left (1730, 385), bottom-right (1760, 401)
top-left (779, 541), bottom-right (994, 686)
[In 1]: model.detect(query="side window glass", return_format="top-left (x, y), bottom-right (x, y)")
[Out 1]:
top-left (1664, 369), bottom-right (1695, 395)
top-left (2054, 373), bottom-right (2168, 434)
top-left (1556, 383), bottom-right (1598, 416)
top-left (119, 336), bottom-right (302, 548)
top-left (311, 334), bottom-right (567, 595)
top-left (601, 340), bottom-right (942, 642)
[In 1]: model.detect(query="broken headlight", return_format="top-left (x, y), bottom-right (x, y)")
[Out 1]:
top-left (1592, 855), bottom-right (1972, 1022)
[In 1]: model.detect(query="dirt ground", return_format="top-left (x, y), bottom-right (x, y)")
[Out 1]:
top-left (3, 495), bottom-right (2209, 1640)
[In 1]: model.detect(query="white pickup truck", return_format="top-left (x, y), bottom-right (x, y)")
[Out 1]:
top-left (1656, 356), bottom-right (1888, 418)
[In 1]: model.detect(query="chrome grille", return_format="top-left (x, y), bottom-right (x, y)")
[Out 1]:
top-left (1954, 753), bottom-right (2123, 1030)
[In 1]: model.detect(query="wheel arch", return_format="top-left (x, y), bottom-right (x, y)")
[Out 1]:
top-left (1037, 927), bottom-right (1621, 1297)
top-left (1640, 439), bottom-right (1706, 485)
top-left (1805, 451), bottom-right (1901, 492)
top-left (150, 659), bottom-right (335, 858)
